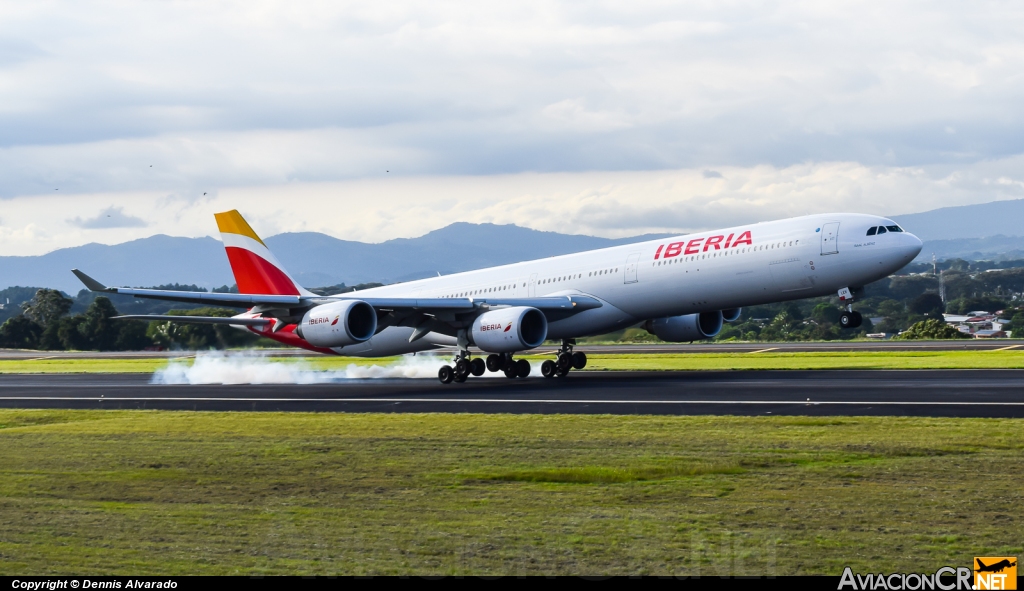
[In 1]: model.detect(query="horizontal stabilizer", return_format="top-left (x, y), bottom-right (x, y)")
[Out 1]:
top-left (71, 268), bottom-right (305, 308)
top-left (72, 269), bottom-right (111, 292)
top-left (112, 315), bottom-right (271, 326)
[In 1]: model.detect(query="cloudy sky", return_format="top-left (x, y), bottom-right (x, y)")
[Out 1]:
top-left (2, 1), bottom-right (1024, 255)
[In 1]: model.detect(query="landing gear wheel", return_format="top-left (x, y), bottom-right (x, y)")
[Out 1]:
top-left (571, 351), bottom-right (587, 370)
top-left (504, 366), bottom-right (518, 379)
top-left (453, 371), bottom-right (467, 383)
top-left (839, 311), bottom-right (854, 329)
top-left (556, 352), bottom-right (572, 373)
top-left (516, 359), bottom-right (531, 378)
top-left (455, 357), bottom-right (470, 377)
top-left (486, 354), bottom-right (502, 373)
top-left (850, 311), bottom-right (863, 328)
top-left (470, 358), bottom-right (486, 377)
top-left (541, 359), bottom-right (557, 378)
top-left (438, 365), bottom-right (454, 384)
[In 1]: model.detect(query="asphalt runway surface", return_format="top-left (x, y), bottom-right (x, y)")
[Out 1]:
top-left (1, 370), bottom-right (1023, 417)
top-left (3, 340), bottom-right (1024, 360)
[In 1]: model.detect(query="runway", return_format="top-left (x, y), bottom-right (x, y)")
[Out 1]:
top-left (3, 340), bottom-right (1023, 360)
top-left (1, 370), bottom-right (1023, 417)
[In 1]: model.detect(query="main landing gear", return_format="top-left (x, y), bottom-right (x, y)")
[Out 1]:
top-left (837, 287), bottom-right (863, 329)
top-left (541, 339), bottom-right (587, 378)
top-left (438, 350), bottom-right (531, 384)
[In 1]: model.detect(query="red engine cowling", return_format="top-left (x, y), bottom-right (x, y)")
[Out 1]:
top-left (644, 311), bottom-right (724, 342)
top-left (471, 306), bottom-right (548, 353)
top-left (296, 300), bottom-right (377, 348)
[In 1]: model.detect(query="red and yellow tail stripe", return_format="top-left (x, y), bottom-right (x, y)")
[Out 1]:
top-left (214, 210), bottom-right (311, 296)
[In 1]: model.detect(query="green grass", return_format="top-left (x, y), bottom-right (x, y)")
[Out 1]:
top-left (467, 462), bottom-right (745, 483)
top-left (0, 411), bottom-right (1021, 575)
top-left (5, 350), bottom-right (1024, 373)
top-left (578, 350), bottom-right (1024, 370)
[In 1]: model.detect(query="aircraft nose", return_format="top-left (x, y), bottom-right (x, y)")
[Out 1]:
top-left (903, 232), bottom-right (923, 259)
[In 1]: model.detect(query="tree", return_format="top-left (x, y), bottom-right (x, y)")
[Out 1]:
top-left (21, 289), bottom-right (72, 328)
top-left (115, 320), bottom-right (151, 350)
top-left (909, 293), bottom-right (945, 317)
top-left (79, 297), bottom-right (121, 350)
top-left (894, 319), bottom-right (970, 340)
top-left (888, 275), bottom-right (939, 301)
top-left (0, 316), bottom-right (42, 349)
top-left (946, 296), bottom-right (1008, 315)
top-left (811, 303), bottom-right (841, 324)
top-left (946, 258), bottom-right (971, 272)
top-left (56, 315), bottom-right (89, 350)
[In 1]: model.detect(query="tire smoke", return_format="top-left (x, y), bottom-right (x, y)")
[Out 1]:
top-left (151, 351), bottom-right (447, 384)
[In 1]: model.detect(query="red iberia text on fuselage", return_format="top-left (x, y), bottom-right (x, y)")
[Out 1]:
top-left (654, 231), bottom-right (753, 259)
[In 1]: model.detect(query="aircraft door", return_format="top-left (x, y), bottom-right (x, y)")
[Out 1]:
top-left (624, 252), bottom-right (641, 284)
top-left (820, 222), bottom-right (840, 255)
top-left (528, 273), bottom-right (538, 297)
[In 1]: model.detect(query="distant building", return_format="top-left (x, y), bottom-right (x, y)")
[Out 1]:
top-left (943, 312), bottom-right (1010, 338)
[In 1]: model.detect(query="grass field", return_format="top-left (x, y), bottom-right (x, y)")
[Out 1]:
top-left (0, 410), bottom-right (1020, 575)
top-left (5, 349), bottom-right (1024, 373)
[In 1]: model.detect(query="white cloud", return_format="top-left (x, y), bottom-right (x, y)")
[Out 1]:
top-left (1, 1), bottom-right (1023, 197)
top-left (68, 206), bottom-right (147, 229)
top-left (2, 159), bottom-right (1024, 255)
top-left (1, 1), bottom-right (1024, 254)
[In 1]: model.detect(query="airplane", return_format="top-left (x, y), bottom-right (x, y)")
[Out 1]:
top-left (976, 558), bottom-right (1016, 573)
top-left (72, 210), bottom-right (923, 384)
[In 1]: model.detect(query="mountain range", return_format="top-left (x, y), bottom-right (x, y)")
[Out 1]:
top-left (890, 200), bottom-right (1024, 241)
top-left (6, 199), bottom-right (1024, 293)
top-left (0, 223), bottom-right (671, 294)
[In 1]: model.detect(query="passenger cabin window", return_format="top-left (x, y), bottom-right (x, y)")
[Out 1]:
top-left (866, 227), bottom-right (877, 236)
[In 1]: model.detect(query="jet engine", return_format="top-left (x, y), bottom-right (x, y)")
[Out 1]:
top-left (722, 308), bottom-right (742, 322)
top-left (296, 300), bottom-right (377, 348)
top-left (471, 306), bottom-right (548, 353)
top-left (644, 311), bottom-right (724, 342)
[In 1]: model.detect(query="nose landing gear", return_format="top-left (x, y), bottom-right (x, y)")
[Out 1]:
top-left (839, 310), bottom-right (863, 329)
top-left (837, 287), bottom-right (863, 329)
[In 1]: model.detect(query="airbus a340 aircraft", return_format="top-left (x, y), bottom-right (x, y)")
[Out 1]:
top-left (72, 210), bottom-right (922, 384)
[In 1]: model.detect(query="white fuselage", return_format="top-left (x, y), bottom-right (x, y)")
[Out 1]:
top-left (328, 213), bottom-right (922, 356)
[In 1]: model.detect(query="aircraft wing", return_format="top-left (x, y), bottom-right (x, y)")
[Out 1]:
top-left (74, 269), bottom-right (602, 320)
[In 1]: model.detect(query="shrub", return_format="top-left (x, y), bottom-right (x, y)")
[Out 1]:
top-left (893, 319), bottom-right (970, 340)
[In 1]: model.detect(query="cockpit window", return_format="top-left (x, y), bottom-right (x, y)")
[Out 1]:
top-left (886, 225), bottom-right (902, 232)
top-left (877, 226), bottom-right (887, 234)
top-left (866, 227), bottom-right (877, 236)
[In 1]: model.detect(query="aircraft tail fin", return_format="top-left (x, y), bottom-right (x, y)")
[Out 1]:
top-left (214, 210), bottom-right (313, 296)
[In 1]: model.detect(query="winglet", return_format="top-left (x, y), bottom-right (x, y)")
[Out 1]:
top-left (71, 269), bottom-right (112, 292)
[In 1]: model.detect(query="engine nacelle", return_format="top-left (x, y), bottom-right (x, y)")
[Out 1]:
top-left (722, 308), bottom-right (742, 322)
top-left (296, 300), bottom-right (377, 348)
top-left (645, 311), bottom-right (724, 342)
top-left (471, 306), bottom-right (548, 353)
